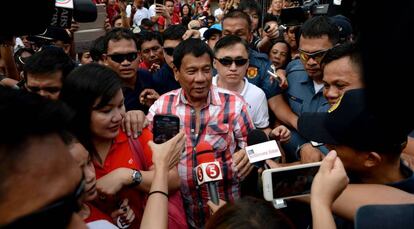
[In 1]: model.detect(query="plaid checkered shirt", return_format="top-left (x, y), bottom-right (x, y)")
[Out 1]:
top-left (147, 85), bottom-right (254, 228)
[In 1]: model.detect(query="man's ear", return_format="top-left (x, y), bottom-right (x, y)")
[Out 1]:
top-left (62, 44), bottom-right (71, 54)
top-left (364, 152), bottom-right (382, 168)
top-left (102, 54), bottom-right (109, 66)
top-left (173, 65), bottom-right (179, 81)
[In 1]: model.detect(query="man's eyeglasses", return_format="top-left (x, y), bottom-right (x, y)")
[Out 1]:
top-left (163, 47), bottom-right (175, 56)
top-left (215, 57), bottom-right (248, 67)
top-left (26, 85), bottom-right (61, 94)
top-left (108, 52), bottom-right (138, 64)
top-left (298, 48), bottom-right (331, 64)
top-left (1, 176), bottom-right (85, 229)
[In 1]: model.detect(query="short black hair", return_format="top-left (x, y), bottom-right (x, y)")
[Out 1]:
top-left (206, 197), bottom-right (294, 229)
top-left (222, 10), bottom-right (252, 33)
top-left (239, 0), bottom-right (262, 27)
top-left (103, 28), bottom-right (139, 53)
top-left (23, 46), bottom-right (75, 81)
top-left (89, 36), bottom-right (106, 62)
top-left (322, 41), bottom-right (362, 73)
top-left (213, 35), bottom-right (249, 54)
top-left (0, 87), bottom-right (74, 201)
top-left (162, 25), bottom-right (187, 44)
top-left (269, 39), bottom-right (292, 69)
top-left (59, 63), bottom-right (122, 156)
top-left (300, 16), bottom-right (340, 45)
top-left (137, 31), bottom-right (163, 51)
top-left (173, 38), bottom-right (214, 70)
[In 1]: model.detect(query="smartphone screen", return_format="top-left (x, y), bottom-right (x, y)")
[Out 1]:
top-left (270, 165), bottom-right (320, 199)
top-left (153, 114), bottom-right (180, 144)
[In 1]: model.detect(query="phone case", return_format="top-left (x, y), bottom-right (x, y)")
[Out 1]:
top-left (262, 162), bottom-right (321, 201)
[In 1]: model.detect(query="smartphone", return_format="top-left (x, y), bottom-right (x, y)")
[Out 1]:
top-left (153, 114), bottom-right (180, 144)
top-left (262, 162), bottom-right (321, 201)
top-left (154, 0), bottom-right (164, 5)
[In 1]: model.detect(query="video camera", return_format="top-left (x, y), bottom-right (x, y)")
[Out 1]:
top-left (0, 0), bottom-right (97, 39)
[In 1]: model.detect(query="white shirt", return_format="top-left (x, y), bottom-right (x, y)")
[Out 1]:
top-left (87, 220), bottom-right (118, 229)
top-left (133, 7), bottom-right (151, 27)
top-left (214, 8), bottom-right (224, 19)
top-left (313, 81), bottom-right (324, 94)
top-left (213, 76), bottom-right (270, 128)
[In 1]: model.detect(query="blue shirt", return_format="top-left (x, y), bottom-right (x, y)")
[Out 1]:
top-left (246, 49), bottom-right (281, 99)
top-left (152, 63), bottom-right (181, 95)
top-left (285, 59), bottom-right (330, 115)
top-left (123, 69), bottom-right (153, 113)
top-left (284, 60), bottom-right (330, 159)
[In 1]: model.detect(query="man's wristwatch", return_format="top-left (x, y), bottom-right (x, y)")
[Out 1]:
top-left (131, 170), bottom-right (142, 186)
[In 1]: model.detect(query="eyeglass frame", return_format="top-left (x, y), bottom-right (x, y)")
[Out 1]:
top-left (107, 52), bottom-right (138, 64)
top-left (214, 57), bottom-right (249, 67)
top-left (298, 47), bottom-right (331, 64)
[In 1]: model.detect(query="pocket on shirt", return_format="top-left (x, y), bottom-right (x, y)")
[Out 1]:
top-left (286, 93), bottom-right (303, 114)
top-left (206, 123), bottom-right (230, 153)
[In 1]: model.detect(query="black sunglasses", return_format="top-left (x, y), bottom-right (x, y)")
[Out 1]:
top-left (215, 57), bottom-right (248, 66)
top-left (1, 176), bottom-right (85, 229)
top-left (163, 47), bottom-right (174, 56)
top-left (108, 52), bottom-right (138, 63)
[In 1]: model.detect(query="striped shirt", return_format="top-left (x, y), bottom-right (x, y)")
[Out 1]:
top-left (147, 85), bottom-right (254, 228)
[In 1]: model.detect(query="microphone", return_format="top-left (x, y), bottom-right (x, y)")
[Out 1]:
top-left (195, 142), bottom-right (223, 205)
top-left (246, 129), bottom-right (282, 168)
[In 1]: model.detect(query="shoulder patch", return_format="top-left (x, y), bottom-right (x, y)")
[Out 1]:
top-left (247, 66), bottom-right (258, 79)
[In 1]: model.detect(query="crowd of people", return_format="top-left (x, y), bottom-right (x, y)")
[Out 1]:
top-left (1, 0), bottom-right (414, 228)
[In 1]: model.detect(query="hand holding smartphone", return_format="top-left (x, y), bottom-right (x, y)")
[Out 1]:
top-left (153, 114), bottom-right (180, 144)
top-left (262, 162), bottom-right (321, 201)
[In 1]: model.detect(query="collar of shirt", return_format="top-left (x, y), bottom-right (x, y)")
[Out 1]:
top-left (176, 86), bottom-right (222, 108)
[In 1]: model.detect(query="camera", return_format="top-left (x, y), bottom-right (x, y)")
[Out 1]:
top-left (0, 0), bottom-right (97, 38)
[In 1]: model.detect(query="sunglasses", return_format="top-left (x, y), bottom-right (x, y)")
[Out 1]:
top-left (163, 47), bottom-right (175, 56)
top-left (298, 48), bottom-right (331, 64)
top-left (215, 57), bottom-right (248, 67)
top-left (26, 85), bottom-right (61, 94)
top-left (2, 176), bottom-right (85, 229)
top-left (108, 52), bottom-right (138, 64)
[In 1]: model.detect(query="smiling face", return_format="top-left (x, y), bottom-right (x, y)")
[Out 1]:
top-left (173, 53), bottom-right (212, 106)
top-left (90, 89), bottom-right (125, 140)
top-left (323, 56), bottom-right (364, 106)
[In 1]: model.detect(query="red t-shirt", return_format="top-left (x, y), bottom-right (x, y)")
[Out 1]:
top-left (92, 130), bottom-right (147, 228)
top-left (84, 203), bottom-right (113, 224)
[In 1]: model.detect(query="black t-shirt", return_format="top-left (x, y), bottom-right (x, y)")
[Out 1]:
top-left (123, 69), bottom-right (153, 114)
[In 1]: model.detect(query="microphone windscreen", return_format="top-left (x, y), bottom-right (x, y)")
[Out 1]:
top-left (196, 141), bottom-right (215, 163)
top-left (247, 129), bottom-right (269, 146)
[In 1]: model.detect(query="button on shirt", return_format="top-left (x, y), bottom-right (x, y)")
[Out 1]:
top-left (285, 59), bottom-right (330, 114)
top-left (146, 86), bottom-right (254, 228)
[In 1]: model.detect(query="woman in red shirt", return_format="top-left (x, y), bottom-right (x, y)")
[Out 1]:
top-left (60, 64), bottom-right (183, 228)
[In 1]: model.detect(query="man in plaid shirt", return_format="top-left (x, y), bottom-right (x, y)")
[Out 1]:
top-left (147, 38), bottom-right (254, 228)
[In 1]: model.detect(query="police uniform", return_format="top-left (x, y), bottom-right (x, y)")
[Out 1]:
top-left (246, 49), bottom-right (281, 99)
top-left (283, 59), bottom-right (330, 160)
